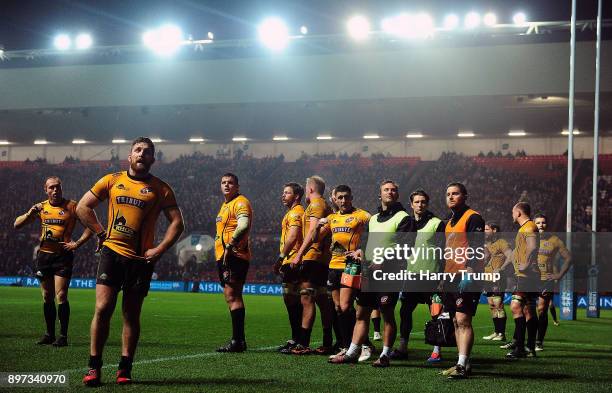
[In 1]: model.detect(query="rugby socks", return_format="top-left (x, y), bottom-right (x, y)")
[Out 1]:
top-left (230, 308), bottom-right (246, 342)
top-left (537, 311), bottom-right (548, 344)
top-left (43, 301), bottom-right (56, 337)
top-left (88, 355), bottom-right (103, 370)
top-left (58, 301), bottom-right (70, 337)
top-left (118, 356), bottom-right (133, 372)
top-left (550, 304), bottom-right (558, 323)
top-left (346, 342), bottom-right (360, 358)
top-left (526, 315), bottom-right (538, 351)
top-left (372, 317), bottom-right (381, 334)
top-left (286, 303), bottom-right (302, 343)
top-left (458, 354), bottom-right (468, 367)
top-left (332, 309), bottom-right (341, 345)
top-left (338, 310), bottom-right (351, 348)
top-left (514, 316), bottom-right (526, 349)
top-left (381, 346), bottom-right (390, 358)
top-left (299, 327), bottom-right (312, 347)
top-left (323, 327), bottom-right (333, 347)
top-left (399, 337), bottom-right (408, 352)
top-left (432, 346), bottom-right (441, 355)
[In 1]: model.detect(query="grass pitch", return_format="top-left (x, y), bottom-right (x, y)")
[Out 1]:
top-left (0, 287), bottom-right (611, 392)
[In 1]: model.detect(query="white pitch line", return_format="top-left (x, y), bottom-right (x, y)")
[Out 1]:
top-left (59, 344), bottom-right (281, 374)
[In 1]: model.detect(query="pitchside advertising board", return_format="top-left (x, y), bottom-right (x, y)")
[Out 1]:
top-left (1, 276), bottom-right (611, 309)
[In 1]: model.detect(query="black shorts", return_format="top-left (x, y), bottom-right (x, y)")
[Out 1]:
top-left (327, 268), bottom-right (345, 292)
top-left (217, 255), bottom-right (249, 287)
top-left (442, 291), bottom-right (479, 317)
top-left (538, 280), bottom-right (555, 300)
top-left (299, 260), bottom-right (328, 288)
top-left (35, 251), bottom-right (74, 279)
top-left (97, 247), bottom-right (154, 296)
top-left (280, 263), bottom-right (300, 284)
top-left (483, 280), bottom-right (504, 298)
top-left (400, 291), bottom-right (433, 305)
top-left (356, 291), bottom-right (399, 309)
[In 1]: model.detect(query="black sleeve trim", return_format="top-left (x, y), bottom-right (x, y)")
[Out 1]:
top-left (89, 189), bottom-right (102, 201)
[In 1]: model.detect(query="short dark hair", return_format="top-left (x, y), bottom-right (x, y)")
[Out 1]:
top-left (446, 182), bottom-right (467, 196)
top-left (410, 189), bottom-right (430, 203)
top-left (487, 222), bottom-right (501, 232)
top-left (284, 182), bottom-right (304, 200)
top-left (335, 184), bottom-right (352, 195)
top-left (222, 172), bottom-right (239, 185)
top-left (131, 137), bottom-right (155, 155)
top-left (534, 213), bottom-right (547, 221)
top-left (515, 202), bottom-right (531, 217)
top-left (380, 179), bottom-right (399, 190)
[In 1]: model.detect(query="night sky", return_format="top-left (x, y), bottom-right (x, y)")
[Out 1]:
top-left (1, 0), bottom-right (610, 51)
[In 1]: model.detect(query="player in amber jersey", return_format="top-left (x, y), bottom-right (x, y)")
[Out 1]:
top-left (319, 185), bottom-right (370, 355)
top-left (290, 175), bottom-right (334, 354)
top-left (14, 176), bottom-right (93, 347)
top-left (505, 202), bottom-right (540, 359)
top-left (482, 223), bottom-right (512, 342)
top-left (533, 213), bottom-right (571, 351)
top-left (274, 182), bottom-right (304, 353)
top-left (77, 137), bottom-right (184, 386)
top-left (214, 172), bottom-right (253, 353)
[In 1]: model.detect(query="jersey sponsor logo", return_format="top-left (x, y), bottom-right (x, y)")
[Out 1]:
top-left (43, 210), bottom-right (50, 215)
top-left (116, 184), bottom-right (128, 190)
top-left (112, 214), bottom-right (135, 237)
top-left (43, 219), bottom-right (65, 225)
top-left (115, 196), bottom-right (146, 209)
top-left (332, 227), bottom-right (352, 233)
top-left (44, 229), bottom-right (60, 242)
top-left (140, 187), bottom-right (153, 195)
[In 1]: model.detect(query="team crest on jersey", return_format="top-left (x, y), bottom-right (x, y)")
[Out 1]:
top-left (345, 217), bottom-right (355, 224)
top-left (59, 210), bottom-right (65, 215)
top-left (140, 187), bottom-right (153, 195)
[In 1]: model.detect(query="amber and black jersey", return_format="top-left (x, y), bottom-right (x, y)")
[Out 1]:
top-left (37, 199), bottom-right (78, 254)
top-left (90, 171), bottom-right (178, 260)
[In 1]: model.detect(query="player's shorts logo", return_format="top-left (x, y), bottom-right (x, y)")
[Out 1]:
top-left (380, 295), bottom-right (389, 304)
top-left (99, 273), bottom-right (108, 280)
top-left (36, 270), bottom-right (43, 277)
top-left (456, 298), bottom-right (463, 306)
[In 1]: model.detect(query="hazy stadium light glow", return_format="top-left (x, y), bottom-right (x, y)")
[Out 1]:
top-left (273, 136), bottom-right (289, 141)
top-left (347, 15), bottom-right (370, 41)
top-left (464, 12), bottom-right (481, 29)
top-left (189, 137), bottom-right (205, 143)
top-left (257, 17), bottom-right (290, 51)
top-left (72, 139), bottom-right (87, 144)
top-left (562, 129), bottom-right (581, 135)
top-left (195, 244), bottom-right (203, 251)
top-left (513, 12), bottom-right (528, 26)
top-left (300, 25), bottom-right (308, 35)
top-left (316, 135), bottom-right (333, 140)
top-left (150, 138), bottom-right (163, 143)
top-left (112, 138), bottom-right (128, 144)
top-left (483, 13), bottom-right (497, 27)
top-left (383, 13), bottom-right (434, 39)
top-left (457, 131), bottom-right (475, 137)
top-left (207, 31), bottom-right (214, 40)
top-left (34, 139), bottom-right (49, 145)
top-left (0, 140), bottom-right (10, 145)
top-left (443, 14), bottom-right (459, 30)
top-left (406, 133), bottom-right (424, 138)
top-left (75, 33), bottom-right (93, 49)
top-left (142, 24), bottom-right (184, 56)
top-left (363, 134), bottom-right (380, 139)
top-left (508, 130), bottom-right (526, 137)
top-left (53, 34), bottom-right (72, 50)
top-left (232, 137), bottom-right (248, 142)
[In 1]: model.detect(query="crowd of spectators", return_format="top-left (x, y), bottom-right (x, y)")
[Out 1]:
top-left (1, 151), bottom-right (596, 284)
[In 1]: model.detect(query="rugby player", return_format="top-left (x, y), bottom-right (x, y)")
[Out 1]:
top-left (14, 176), bottom-right (93, 347)
top-left (482, 223), bottom-right (512, 342)
top-left (533, 213), bottom-right (571, 351)
top-left (290, 176), bottom-right (334, 354)
top-left (214, 173), bottom-right (253, 353)
top-left (440, 183), bottom-right (485, 379)
top-left (330, 179), bottom-right (411, 367)
top-left (505, 202), bottom-right (540, 359)
top-left (77, 137), bottom-right (184, 386)
top-left (391, 190), bottom-right (445, 363)
top-left (274, 183), bottom-right (304, 353)
top-left (317, 185), bottom-right (370, 359)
